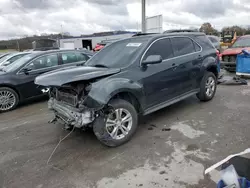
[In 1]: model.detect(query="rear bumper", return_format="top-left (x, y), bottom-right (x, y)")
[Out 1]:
top-left (220, 61), bottom-right (236, 72)
top-left (48, 98), bottom-right (94, 128)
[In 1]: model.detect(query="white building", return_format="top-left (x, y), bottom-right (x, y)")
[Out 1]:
top-left (59, 31), bottom-right (137, 50)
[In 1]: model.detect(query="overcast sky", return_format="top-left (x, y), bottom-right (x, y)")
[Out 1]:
top-left (0, 0), bottom-right (250, 39)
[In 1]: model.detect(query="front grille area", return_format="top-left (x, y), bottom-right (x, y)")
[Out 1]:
top-left (56, 90), bottom-right (77, 107)
top-left (222, 55), bottom-right (236, 62)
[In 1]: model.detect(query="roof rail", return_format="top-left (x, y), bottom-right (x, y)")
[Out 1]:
top-left (33, 47), bottom-right (59, 51)
top-left (132, 32), bottom-right (158, 37)
top-left (163, 29), bottom-right (198, 34)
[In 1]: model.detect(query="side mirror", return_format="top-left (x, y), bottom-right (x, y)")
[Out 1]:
top-left (3, 61), bottom-right (10, 66)
top-left (142, 55), bottom-right (162, 66)
top-left (21, 67), bottom-right (32, 74)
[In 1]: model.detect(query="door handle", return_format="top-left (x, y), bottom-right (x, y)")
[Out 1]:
top-left (197, 55), bottom-right (203, 60)
top-left (172, 63), bottom-right (177, 70)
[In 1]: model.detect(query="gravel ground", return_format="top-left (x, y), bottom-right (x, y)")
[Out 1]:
top-left (1, 84), bottom-right (250, 188)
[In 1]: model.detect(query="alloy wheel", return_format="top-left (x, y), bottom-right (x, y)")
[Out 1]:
top-left (106, 108), bottom-right (133, 140)
top-left (205, 76), bottom-right (215, 97)
top-left (0, 90), bottom-right (16, 111)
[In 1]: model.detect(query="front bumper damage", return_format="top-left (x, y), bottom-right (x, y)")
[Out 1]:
top-left (48, 98), bottom-right (95, 128)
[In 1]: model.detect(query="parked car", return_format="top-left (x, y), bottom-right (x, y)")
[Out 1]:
top-left (35, 32), bottom-right (219, 147)
top-left (0, 52), bottom-right (31, 66)
top-left (0, 50), bottom-right (93, 112)
top-left (221, 35), bottom-right (250, 72)
top-left (207, 35), bottom-right (221, 51)
top-left (0, 53), bottom-right (12, 60)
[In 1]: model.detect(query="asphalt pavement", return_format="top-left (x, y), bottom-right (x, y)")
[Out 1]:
top-left (1, 84), bottom-right (250, 188)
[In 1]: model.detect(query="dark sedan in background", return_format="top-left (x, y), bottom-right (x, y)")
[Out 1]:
top-left (0, 49), bottom-right (93, 112)
top-left (0, 52), bottom-right (31, 66)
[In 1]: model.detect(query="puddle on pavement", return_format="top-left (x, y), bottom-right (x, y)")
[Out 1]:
top-left (170, 121), bottom-right (205, 139)
top-left (96, 141), bottom-right (209, 188)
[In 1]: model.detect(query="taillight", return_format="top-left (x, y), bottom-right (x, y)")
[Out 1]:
top-left (216, 50), bottom-right (222, 61)
top-left (216, 50), bottom-right (219, 57)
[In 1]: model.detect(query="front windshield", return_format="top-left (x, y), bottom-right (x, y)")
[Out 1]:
top-left (3, 54), bottom-right (35, 72)
top-left (232, 38), bottom-right (250, 48)
top-left (85, 38), bottom-right (148, 68)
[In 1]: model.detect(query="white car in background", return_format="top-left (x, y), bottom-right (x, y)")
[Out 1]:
top-left (0, 52), bottom-right (31, 66)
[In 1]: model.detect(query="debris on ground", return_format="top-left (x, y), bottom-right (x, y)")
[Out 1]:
top-left (159, 170), bottom-right (166, 175)
top-left (150, 124), bottom-right (157, 128)
top-left (162, 128), bottom-right (171, 131)
top-left (218, 75), bottom-right (248, 85)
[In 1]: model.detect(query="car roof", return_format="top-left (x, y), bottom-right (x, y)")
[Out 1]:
top-left (10, 52), bottom-right (31, 56)
top-left (27, 49), bottom-right (93, 56)
top-left (239, 35), bottom-right (250, 39)
top-left (131, 32), bottom-right (205, 41)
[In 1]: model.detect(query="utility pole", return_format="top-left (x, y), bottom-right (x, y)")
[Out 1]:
top-left (141, 0), bottom-right (146, 33)
top-left (61, 24), bottom-right (64, 39)
top-left (16, 40), bottom-right (20, 51)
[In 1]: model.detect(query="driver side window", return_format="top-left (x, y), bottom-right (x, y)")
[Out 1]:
top-left (26, 54), bottom-right (58, 70)
top-left (143, 38), bottom-right (174, 61)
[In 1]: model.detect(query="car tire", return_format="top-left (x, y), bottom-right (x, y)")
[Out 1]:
top-left (93, 99), bottom-right (138, 147)
top-left (0, 87), bottom-right (19, 112)
top-left (196, 71), bottom-right (217, 102)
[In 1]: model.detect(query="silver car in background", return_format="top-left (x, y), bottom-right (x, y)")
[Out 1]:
top-left (207, 35), bottom-right (221, 52)
top-left (0, 52), bottom-right (31, 66)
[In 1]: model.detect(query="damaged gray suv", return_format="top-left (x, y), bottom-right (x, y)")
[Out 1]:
top-left (35, 32), bottom-right (219, 147)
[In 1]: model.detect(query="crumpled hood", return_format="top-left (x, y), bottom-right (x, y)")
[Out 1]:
top-left (35, 66), bottom-right (120, 86)
top-left (222, 47), bottom-right (250, 55)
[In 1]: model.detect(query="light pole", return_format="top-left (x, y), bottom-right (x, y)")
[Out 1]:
top-left (141, 0), bottom-right (146, 33)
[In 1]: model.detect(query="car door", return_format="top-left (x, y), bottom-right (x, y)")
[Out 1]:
top-left (17, 53), bottom-right (59, 98)
top-left (170, 37), bottom-right (199, 95)
top-left (140, 38), bottom-right (181, 108)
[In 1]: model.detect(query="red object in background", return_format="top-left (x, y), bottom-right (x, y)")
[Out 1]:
top-left (93, 44), bottom-right (105, 52)
top-left (221, 35), bottom-right (250, 56)
top-left (222, 47), bottom-right (250, 56)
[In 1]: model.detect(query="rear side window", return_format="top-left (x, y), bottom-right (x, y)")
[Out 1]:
top-left (143, 38), bottom-right (173, 60)
top-left (75, 52), bottom-right (89, 61)
top-left (194, 42), bottom-right (201, 52)
top-left (195, 35), bottom-right (214, 50)
top-left (61, 52), bottom-right (77, 64)
top-left (171, 37), bottom-right (195, 56)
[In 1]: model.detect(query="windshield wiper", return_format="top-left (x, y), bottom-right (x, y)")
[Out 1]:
top-left (93, 64), bottom-right (109, 68)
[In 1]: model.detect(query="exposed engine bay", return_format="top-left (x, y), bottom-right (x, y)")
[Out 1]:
top-left (47, 82), bottom-right (96, 129)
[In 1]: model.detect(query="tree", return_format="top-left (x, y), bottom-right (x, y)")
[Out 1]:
top-left (245, 29), bottom-right (250, 35)
top-left (199, 22), bottom-right (219, 36)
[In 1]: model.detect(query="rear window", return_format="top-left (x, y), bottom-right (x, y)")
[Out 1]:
top-left (208, 36), bottom-right (218, 43)
top-left (195, 35), bottom-right (215, 50)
